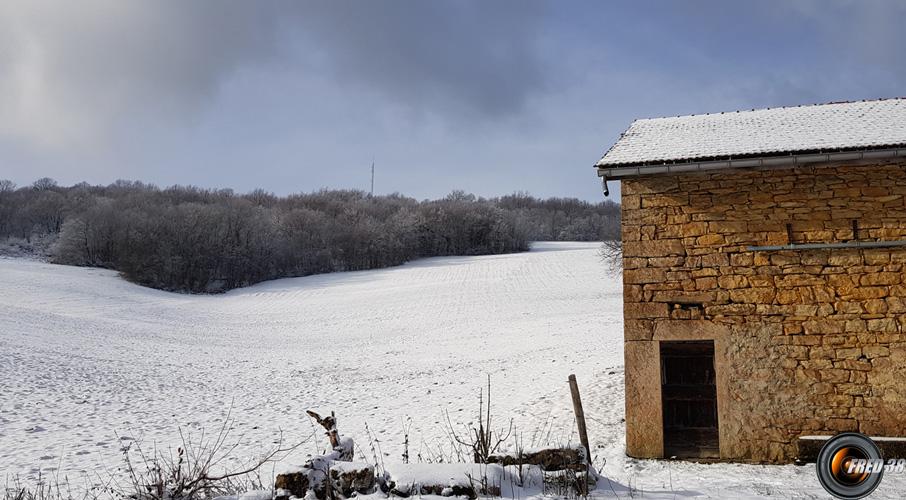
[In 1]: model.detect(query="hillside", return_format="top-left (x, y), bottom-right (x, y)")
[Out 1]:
top-left (1, 243), bottom-right (618, 477)
top-left (1, 243), bottom-right (901, 498)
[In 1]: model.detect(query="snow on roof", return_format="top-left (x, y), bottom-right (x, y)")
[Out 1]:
top-left (596, 98), bottom-right (906, 168)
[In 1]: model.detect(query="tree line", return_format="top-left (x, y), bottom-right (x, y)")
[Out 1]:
top-left (0, 178), bottom-right (619, 293)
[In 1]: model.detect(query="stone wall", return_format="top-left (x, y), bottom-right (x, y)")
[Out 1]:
top-left (621, 160), bottom-right (906, 463)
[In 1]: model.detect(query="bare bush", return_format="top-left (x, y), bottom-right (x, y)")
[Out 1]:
top-left (599, 239), bottom-right (622, 274)
top-left (4, 415), bottom-right (300, 500)
top-left (117, 415), bottom-right (304, 500)
top-left (445, 375), bottom-right (513, 464)
top-left (3, 472), bottom-right (98, 500)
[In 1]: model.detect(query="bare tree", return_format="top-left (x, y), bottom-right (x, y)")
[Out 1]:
top-left (31, 177), bottom-right (58, 191)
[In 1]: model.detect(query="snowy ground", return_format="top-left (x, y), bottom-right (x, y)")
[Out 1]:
top-left (1, 242), bottom-right (902, 498)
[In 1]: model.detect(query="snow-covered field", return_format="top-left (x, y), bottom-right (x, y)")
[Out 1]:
top-left (1, 242), bottom-right (902, 498)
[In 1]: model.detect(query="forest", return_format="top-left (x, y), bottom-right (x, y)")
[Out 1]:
top-left (0, 178), bottom-right (619, 293)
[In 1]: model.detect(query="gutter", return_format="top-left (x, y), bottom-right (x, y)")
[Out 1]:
top-left (595, 147), bottom-right (906, 179)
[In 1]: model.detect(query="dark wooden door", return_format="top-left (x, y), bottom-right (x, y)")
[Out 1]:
top-left (660, 340), bottom-right (719, 458)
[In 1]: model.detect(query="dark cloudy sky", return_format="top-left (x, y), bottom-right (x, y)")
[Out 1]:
top-left (1, 1), bottom-right (904, 200)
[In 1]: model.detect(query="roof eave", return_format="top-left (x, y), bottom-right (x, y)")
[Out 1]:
top-left (595, 147), bottom-right (906, 179)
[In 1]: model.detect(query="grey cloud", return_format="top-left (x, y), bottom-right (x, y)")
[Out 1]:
top-left (784, 0), bottom-right (906, 79)
top-left (293, 1), bottom-right (549, 118)
top-left (0, 1), bottom-right (285, 149)
top-left (0, 1), bottom-right (550, 151)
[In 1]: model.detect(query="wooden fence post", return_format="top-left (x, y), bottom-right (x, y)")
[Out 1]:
top-left (568, 374), bottom-right (591, 463)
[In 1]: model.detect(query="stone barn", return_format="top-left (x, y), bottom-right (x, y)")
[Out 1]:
top-left (595, 98), bottom-right (906, 463)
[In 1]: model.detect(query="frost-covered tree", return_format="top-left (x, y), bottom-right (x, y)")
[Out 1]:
top-left (2, 180), bottom-right (618, 292)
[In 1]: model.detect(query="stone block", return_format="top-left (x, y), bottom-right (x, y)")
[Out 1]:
top-left (624, 177), bottom-right (679, 195)
top-left (623, 239), bottom-right (685, 257)
top-left (787, 304), bottom-right (818, 316)
top-left (625, 319), bottom-right (653, 341)
top-left (770, 253), bottom-right (800, 266)
top-left (624, 340), bottom-right (663, 458)
top-left (649, 256), bottom-right (685, 267)
top-left (887, 297), bottom-right (906, 314)
top-left (748, 275), bottom-right (775, 288)
top-left (828, 253), bottom-right (862, 266)
top-left (625, 284), bottom-right (644, 302)
top-left (729, 287), bottom-right (776, 304)
top-left (624, 302), bottom-right (669, 319)
top-left (701, 252), bottom-right (730, 267)
top-left (801, 251), bottom-right (829, 266)
top-left (862, 186), bottom-right (889, 197)
top-left (803, 320), bottom-right (845, 334)
top-left (776, 289), bottom-right (799, 304)
top-left (717, 275), bottom-right (749, 289)
top-left (839, 359), bottom-right (872, 371)
top-left (864, 299), bottom-right (888, 314)
top-left (624, 268), bottom-right (667, 284)
top-left (784, 322), bottom-right (803, 334)
top-left (708, 221), bottom-right (747, 234)
top-left (622, 194), bottom-right (641, 210)
top-left (275, 470), bottom-right (310, 500)
top-left (329, 462), bottom-right (375, 497)
top-left (835, 301), bottom-right (864, 314)
top-left (845, 287), bottom-right (889, 300)
top-left (696, 234), bottom-right (725, 246)
top-left (835, 347), bottom-right (862, 359)
top-left (705, 303), bottom-right (756, 316)
top-left (864, 252), bottom-right (891, 266)
top-left (692, 268), bottom-right (719, 277)
top-left (812, 285), bottom-right (835, 303)
top-left (861, 273), bottom-right (901, 286)
top-left (651, 291), bottom-right (714, 304)
top-left (730, 252), bottom-right (755, 266)
top-left (863, 346), bottom-right (890, 358)
top-left (695, 277), bottom-right (718, 290)
top-left (867, 318), bottom-right (898, 333)
top-left (776, 274), bottom-right (824, 287)
top-left (845, 320), bottom-right (867, 333)
top-left (681, 222), bottom-right (709, 237)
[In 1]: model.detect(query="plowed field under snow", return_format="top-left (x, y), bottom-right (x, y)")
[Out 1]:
top-left (1, 242), bottom-right (902, 498)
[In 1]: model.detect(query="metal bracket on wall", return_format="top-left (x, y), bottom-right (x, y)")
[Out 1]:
top-left (747, 240), bottom-right (906, 251)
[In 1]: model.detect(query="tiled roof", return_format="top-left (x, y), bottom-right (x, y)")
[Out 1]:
top-left (596, 98), bottom-right (906, 168)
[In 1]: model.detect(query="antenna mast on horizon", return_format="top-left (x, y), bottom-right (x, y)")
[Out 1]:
top-left (370, 159), bottom-right (375, 197)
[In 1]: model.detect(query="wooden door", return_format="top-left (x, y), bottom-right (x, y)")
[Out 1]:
top-left (660, 340), bottom-right (719, 458)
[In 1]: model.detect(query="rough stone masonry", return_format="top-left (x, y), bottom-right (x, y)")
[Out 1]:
top-left (621, 160), bottom-right (906, 463)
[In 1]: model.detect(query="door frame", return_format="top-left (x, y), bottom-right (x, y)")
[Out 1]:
top-left (653, 320), bottom-right (730, 459)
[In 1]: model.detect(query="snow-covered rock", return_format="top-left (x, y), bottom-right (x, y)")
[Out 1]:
top-left (328, 461), bottom-right (375, 496)
top-left (385, 463), bottom-right (506, 498)
top-left (487, 444), bottom-right (587, 471)
top-left (274, 469), bottom-right (310, 500)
